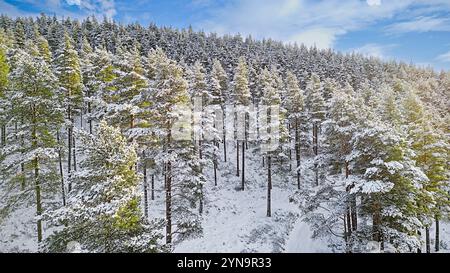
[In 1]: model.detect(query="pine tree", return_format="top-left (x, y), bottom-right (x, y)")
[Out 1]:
top-left (148, 47), bottom-right (203, 245)
top-left (3, 45), bottom-right (64, 243)
top-left (232, 57), bottom-right (251, 183)
top-left (285, 71), bottom-right (305, 189)
top-left (0, 43), bottom-right (9, 147)
top-left (305, 73), bottom-right (325, 186)
top-left (260, 68), bottom-right (281, 217)
top-left (106, 45), bottom-right (148, 133)
top-left (44, 121), bottom-right (164, 253)
top-left (54, 32), bottom-right (83, 193)
top-left (402, 89), bottom-right (450, 252)
top-left (324, 83), bottom-right (359, 247)
top-left (210, 59), bottom-right (228, 162)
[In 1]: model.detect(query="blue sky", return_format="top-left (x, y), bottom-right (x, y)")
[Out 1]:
top-left (1, 0), bottom-right (450, 70)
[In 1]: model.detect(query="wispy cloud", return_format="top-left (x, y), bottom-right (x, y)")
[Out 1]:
top-left (386, 16), bottom-right (450, 34)
top-left (350, 43), bottom-right (396, 59)
top-left (194, 0), bottom-right (450, 49)
top-left (437, 51), bottom-right (450, 62)
top-left (0, 0), bottom-right (116, 19)
top-left (65, 0), bottom-right (117, 18)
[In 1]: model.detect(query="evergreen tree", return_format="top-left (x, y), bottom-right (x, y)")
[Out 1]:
top-left (232, 56), bottom-right (251, 181)
top-left (285, 71), bottom-right (305, 189)
top-left (54, 32), bottom-right (83, 192)
top-left (2, 45), bottom-right (64, 243)
top-left (44, 121), bottom-right (164, 253)
top-left (305, 73), bottom-right (325, 186)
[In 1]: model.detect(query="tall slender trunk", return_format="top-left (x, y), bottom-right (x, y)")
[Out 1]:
top-left (345, 161), bottom-right (357, 232)
top-left (223, 113), bottom-right (227, 162)
top-left (142, 151), bottom-right (148, 219)
top-left (73, 136), bottom-right (77, 172)
top-left (32, 106), bottom-right (42, 243)
top-left (67, 107), bottom-right (72, 192)
top-left (435, 215), bottom-right (440, 252)
top-left (34, 157), bottom-right (42, 243)
top-left (57, 131), bottom-right (66, 206)
top-left (241, 140), bottom-right (245, 191)
top-left (295, 119), bottom-right (300, 189)
top-left (267, 155), bottom-right (272, 217)
top-left (313, 123), bottom-right (319, 186)
top-left (425, 226), bottom-right (430, 253)
top-left (214, 155), bottom-right (218, 186)
top-left (236, 140), bottom-right (240, 176)
top-left (88, 90), bottom-right (92, 134)
top-left (372, 200), bottom-right (382, 249)
top-left (165, 130), bottom-right (172, 245)
top-left (151, 174), bottom-right (155, 201)
top-left (1, 124), bottom-right (5, 146)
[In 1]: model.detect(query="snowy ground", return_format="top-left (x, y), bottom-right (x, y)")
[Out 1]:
top-left (1, 144), bottom-right (449, 253)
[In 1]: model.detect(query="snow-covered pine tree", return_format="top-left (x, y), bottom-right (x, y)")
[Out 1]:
top-left (106, 44), bottom-right (148, 134)
top-left (148, 47), bottom-right (203, 245)
top-left (53, 32), bottom-right (83, 193)
top-left (0, 39), bottom-right (9, 148)
top-left (402, 88), bottom-right (450, 252)
top-left (44, 121), bottom-right (164, 253)
top-left (2, 43), bottom-right (64, 243)
top-left (259, 67), bottom-right (282, 217)
top-left (323, 82), bottom-right (359, 249)
top-left (285, 71), bottom-right (305, 189)
top-left (232, 56), bottom-right (251, 185)
top-left (86, 47), bottom-right (116, 133)
top-left (210, 59), bottom-right (228, 162)
top-left (350, 87), bottom-right (427, 252)
top-left (305, 73), bottom-right (326, 186)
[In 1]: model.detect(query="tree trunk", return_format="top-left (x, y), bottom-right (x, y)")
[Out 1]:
top-left (345, 161), bottom-right (357, 232)
top-left (166, 131), bottom-right (172, 245)
top-left (57, 131), bottom-right (66, 206)
top-left (223, 112), bottom-right (227, 162)
top-left (372, 200), bottom-right (382, 246)
top-left (425, 226), bottom-right (430, 253)
top-left (223, 131), bottom-right (227, 162)
top-left (435, 215), bottom-right (440, 252)
top-left (313, 123), bottom-right (319, 186)
top-left (295, 119), bottom-right (300, 189)
top-left (68, 106), bottom-right (72, 192)
top-left (142, 151), bottom-right (148, 219)
top-left (267, 155), bottom-right (272, 217)
top-left (73, 136), bottom-right (77, 172)
top-left (1, 124), bottom-right (5, 147)
top-left (236, 140), bottom-right (240, 176)
top-left (88, 90), bottom-right (92, 134)
top-left (241, 140), bottom-right (245, 191)
top-left (151, 174), bottom-right (155, 201)
top-left (214, 158), bottom-right (218, 186)
top-left (32, 107), bottom-right (42, 243)
top-left (34, 157), bottom-right (42, 243)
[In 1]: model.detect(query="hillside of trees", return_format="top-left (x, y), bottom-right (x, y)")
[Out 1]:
top-left (0, 15), bottom-right (449, 253)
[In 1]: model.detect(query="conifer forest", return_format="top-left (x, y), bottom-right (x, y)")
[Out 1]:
top-left (0, 10), bottom-right (449, 254)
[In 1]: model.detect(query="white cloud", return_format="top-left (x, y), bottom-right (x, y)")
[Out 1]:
top-left (194, 0), bottom-right (450, 49)
top-left (437, 51), bottom-right (450, 62)
top-left (287, 28), bottom-right (344, 50)
top-left (65, 0), bottom-right (117, 18)
top-left (351, 43), bottom-right (396, 59)
top-left (386, 16), bottom-right (450, 34)
top-left (367, 0), bottom-right (381, 7)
